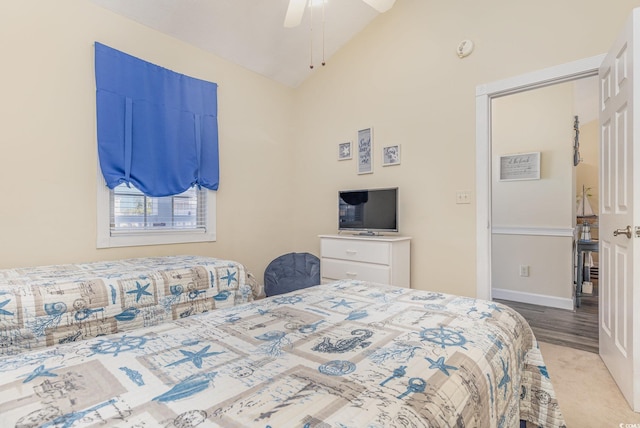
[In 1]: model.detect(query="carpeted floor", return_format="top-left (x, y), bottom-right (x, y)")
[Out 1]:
top-left (538, 341), bottom-right (640, 426)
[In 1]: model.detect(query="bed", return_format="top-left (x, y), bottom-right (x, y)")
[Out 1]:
top-left (0, 255), bottom-right (263, 357)
top-left (0, 280), bottom-right (565, 427)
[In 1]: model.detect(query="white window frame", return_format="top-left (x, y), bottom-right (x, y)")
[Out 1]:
top-left (96, 174), bottom-right (216, 248)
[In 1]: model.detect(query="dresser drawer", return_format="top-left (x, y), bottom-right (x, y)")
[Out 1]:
top-left (321, 259), bottom-right (391, 284)
top-left (321, 238), bottom-right (390, 265)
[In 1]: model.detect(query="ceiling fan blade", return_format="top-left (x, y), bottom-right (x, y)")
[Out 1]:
top-left (284, 0), bottom-right (306, 28)
top-left (361, 0), bottom-right (396, 13)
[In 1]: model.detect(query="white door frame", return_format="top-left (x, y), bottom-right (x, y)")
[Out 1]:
top-left (475, 54), bottom-right (606, 301)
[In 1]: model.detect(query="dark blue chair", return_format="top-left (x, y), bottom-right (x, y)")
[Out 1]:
top-left (264, 252), bottom-right (321, 297)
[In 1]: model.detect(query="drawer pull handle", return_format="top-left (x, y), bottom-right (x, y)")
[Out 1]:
top-left (345, 272), bottom-right (358, 277)
top-left (346, 250), bottom-right (357, 255)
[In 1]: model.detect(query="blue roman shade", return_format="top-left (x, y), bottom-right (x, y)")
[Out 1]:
top-left (95, 42), bottom-right (219, 197)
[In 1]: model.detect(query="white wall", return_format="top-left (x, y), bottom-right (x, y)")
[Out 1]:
top-left (491, 234), bottom-right (573, 307)
top-left (491, 83), bottom-right (574, 228)
top-left (0, 1), bottom-right (296, 279)
top-left (290, 0), bottom-right (640, 296)
top-left (2, 0), bottom-right (639, 297)
top-left (492, 83), bottom-right (575, 228)
top-left (490, 82), bottom-right (574, 306)
top-left (576, 119), bottom-right (600, 214)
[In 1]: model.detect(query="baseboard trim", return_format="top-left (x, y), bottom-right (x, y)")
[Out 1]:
top-left (492, 288), bottom-right (574, 310)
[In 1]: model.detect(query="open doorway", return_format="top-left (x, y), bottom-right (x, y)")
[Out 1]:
top-left (488, 76), bottom-right (599, 353)
top-left (573, 76), bottom-right (600, 339)
top-left (475, 55), bottom-right (605, 354)
top-left (478, 11), bottom-right (640, 411)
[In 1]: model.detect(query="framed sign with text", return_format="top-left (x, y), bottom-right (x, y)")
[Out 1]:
top-left (499, 152), bottom-right (540, 181)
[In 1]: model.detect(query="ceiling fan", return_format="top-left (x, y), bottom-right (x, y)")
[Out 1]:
top-left (284, 0), bottom-right (396, 28)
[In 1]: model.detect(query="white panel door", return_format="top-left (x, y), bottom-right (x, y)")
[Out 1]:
top-left (599, 8), bottom-right (640, 411)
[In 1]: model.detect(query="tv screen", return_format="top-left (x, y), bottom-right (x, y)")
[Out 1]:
top-left (338, 188), bottom-right (398, 234)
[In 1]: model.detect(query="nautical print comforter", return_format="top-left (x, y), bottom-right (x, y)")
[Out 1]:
top-left (0, 255), bottom-right (263, 357)
top-left (0, 280), bottom-right (565, 427)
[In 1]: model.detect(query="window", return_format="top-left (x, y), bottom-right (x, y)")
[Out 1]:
top-left (338, 201), bottom-right (364, 228)
top-left (111, 184), bottom-right (203, 232)
top-left (94, 44), bottom-right (219, 248)
top-left (97, 179), bottom-right (216, 248)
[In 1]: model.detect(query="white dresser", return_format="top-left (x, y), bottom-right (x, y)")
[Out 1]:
top-left (319, 235), bottom-right (411, 288)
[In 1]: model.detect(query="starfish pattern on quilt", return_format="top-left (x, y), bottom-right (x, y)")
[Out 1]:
top-left (425, 356), bottom-right (458, 376)
top-left (166, 345), bottom-right (224, 369)
top-left (126, 281), bottom-right (152, 302)
top-left (330, 298), bottom-right (355, 309)
top-left (20, 364), bottom-right (61, 383)
top-left (0, 298), bottom-right (14, 316)
top-left (220, 269), bottom-right (237, 286)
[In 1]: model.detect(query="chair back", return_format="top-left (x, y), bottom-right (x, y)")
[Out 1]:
top-left (264, 252), bottom-right (320, 297)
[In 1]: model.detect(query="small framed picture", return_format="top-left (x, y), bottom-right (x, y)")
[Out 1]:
top-left (338, 141), bottom-right (352, 160)
top-left (357, 127), bottom-right (373, 174)
top-left (382, 144), bottom-right (401, 166)
top-left (498, 151), bottom-right (541, 181)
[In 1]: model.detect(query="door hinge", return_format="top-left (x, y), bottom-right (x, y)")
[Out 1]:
top-left (636, 226), bottom-right (640, 238)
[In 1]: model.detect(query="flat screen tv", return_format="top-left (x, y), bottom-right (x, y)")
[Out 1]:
top-left (338, 187), bottom-right (398, 234)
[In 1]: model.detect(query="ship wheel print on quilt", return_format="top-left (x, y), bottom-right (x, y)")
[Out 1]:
top-left (91, 335), bottom-right (148, 356)
top-left (419, 326), bottom-right (469, 350)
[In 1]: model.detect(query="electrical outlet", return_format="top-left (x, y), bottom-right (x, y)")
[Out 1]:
top-left (456, 190), bottom-right (472, 204)
top-left (519, 265), bottom-right (530, 277)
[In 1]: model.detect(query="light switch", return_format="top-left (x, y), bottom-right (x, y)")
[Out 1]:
top-left (456, 190), bottom-right (472, 204)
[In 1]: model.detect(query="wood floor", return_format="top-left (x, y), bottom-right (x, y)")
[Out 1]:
top-left (495, 284), bottom-right (598, 354)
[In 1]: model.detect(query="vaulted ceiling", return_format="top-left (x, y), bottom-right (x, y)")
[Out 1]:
top-left (90, 0), bottom-right (390, 87)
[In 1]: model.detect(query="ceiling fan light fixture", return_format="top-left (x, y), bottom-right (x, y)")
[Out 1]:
top-left (309, 0), bottom-right (328, 7)
top-left (285, 0), bottom-right (394, 28)
top-left (361, 0), bottom-right (396, 13)
top-left (286, 0), bottom-right (394, 68)
top-left (284, 0), bottom-right (306, 28)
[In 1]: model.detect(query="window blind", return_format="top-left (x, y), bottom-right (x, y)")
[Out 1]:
top-left (110, 184), bottom-right (207, 233)
top-left (95, 42), bottom-right (219, 197)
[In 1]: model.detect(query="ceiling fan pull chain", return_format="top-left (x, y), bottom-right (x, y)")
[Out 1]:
top-left (321, 1), bottom-right (326, 66)
top-left (309, 4), bottom-right (314, 69)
